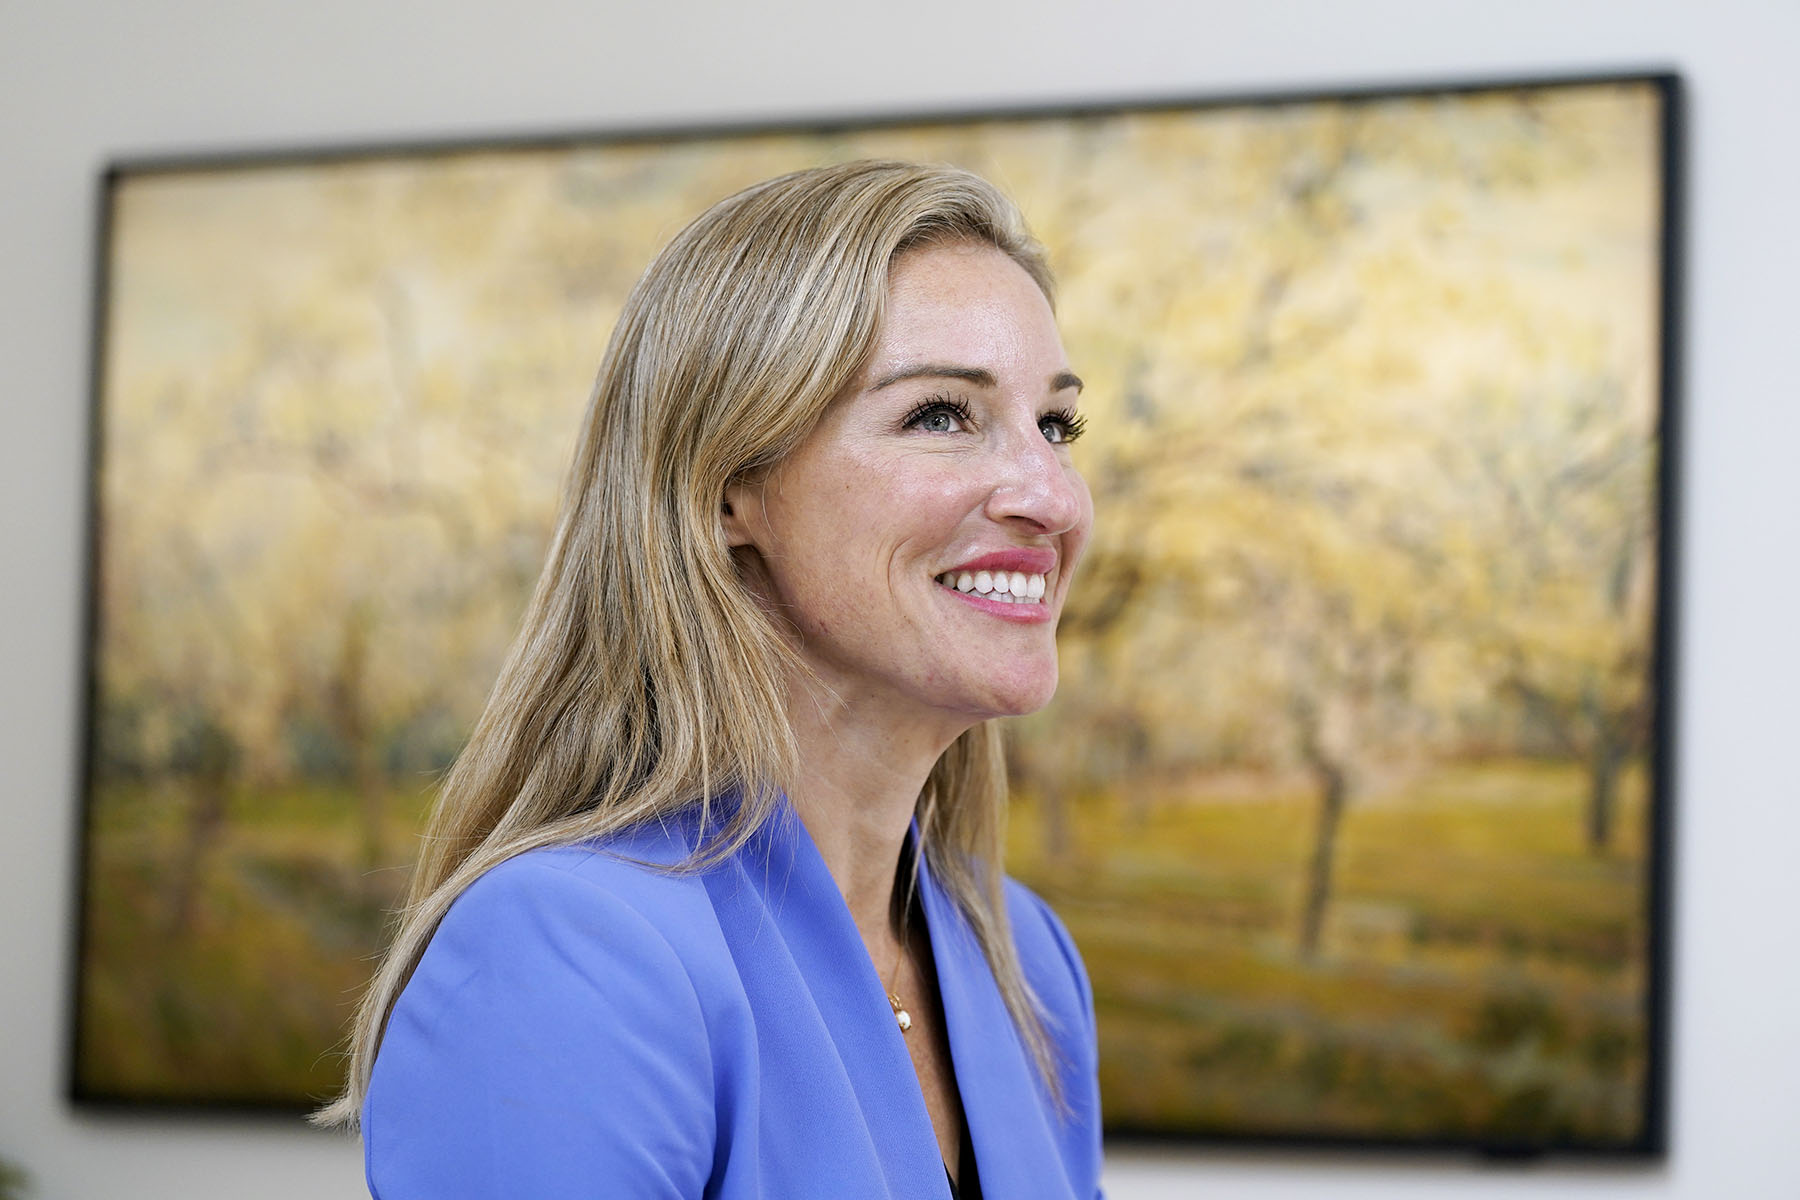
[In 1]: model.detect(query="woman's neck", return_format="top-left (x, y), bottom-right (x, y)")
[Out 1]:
top-left (782, 679), bottom-right (968, 943)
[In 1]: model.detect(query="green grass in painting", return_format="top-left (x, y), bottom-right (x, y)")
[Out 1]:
top-left (1008, 758), bottom-right (1650, 1145)
top-left (76, 780), bottom-right (430, 1106)
top-left (77, 756), bottom-right (1650, 1143)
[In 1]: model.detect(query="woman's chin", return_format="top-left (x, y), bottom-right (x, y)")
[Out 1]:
top-left (971, 664), bottom-right (1061, 721)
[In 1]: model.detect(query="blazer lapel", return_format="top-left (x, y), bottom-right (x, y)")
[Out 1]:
top-left (919, 853), bottom-right (1078, 1200)
top-left (740, 805), bottom-right (952, 1199)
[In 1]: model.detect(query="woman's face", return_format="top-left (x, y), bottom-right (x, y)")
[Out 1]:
top-left (725, 240), bottom-right (1093, 734)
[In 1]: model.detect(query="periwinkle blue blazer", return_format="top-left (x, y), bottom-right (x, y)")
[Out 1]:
top-left (363, 805), bottom-right (1105, 1198)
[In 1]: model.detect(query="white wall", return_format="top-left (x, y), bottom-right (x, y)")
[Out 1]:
top-left (3, 2), bottom-right (1796, 1197)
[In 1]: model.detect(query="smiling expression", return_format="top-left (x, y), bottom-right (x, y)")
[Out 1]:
top-left (724, 240), bottom-right (1093, 736)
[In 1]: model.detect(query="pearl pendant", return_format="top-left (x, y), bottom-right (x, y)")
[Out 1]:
top-left (888, 992), bottom-right (912, 1033)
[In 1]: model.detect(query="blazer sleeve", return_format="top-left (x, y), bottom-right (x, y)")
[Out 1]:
top-left (1012, 883), bottom-right (1106, 1200)
top-left (364, 855), bottom-right (717, 1200)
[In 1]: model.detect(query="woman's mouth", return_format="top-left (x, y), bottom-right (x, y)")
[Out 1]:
top-left (933, 569), bottom-right (1048, 604)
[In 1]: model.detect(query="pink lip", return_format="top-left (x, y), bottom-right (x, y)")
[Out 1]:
top-left (939, 587), bottom-right (1055, 623)
top-left (934, 546), bottom-right (1059, 625)
top-left (943, 547), bottom-right (1057, 576)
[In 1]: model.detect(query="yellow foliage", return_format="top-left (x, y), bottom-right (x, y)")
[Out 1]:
top-left (95, 82), bottom-right (1663, 787)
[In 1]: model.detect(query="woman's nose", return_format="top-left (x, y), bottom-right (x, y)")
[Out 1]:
top-left (984, 426), bottom-right (1087, 535)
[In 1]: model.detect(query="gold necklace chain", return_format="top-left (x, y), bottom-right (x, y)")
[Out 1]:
top-left (886, 851), bottom-right (920, 1035)
top-left (886, 919), bottom-right (913, 1034)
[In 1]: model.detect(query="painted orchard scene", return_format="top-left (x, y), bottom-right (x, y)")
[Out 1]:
top-left (78, 81), bottom-right (1668, 1148)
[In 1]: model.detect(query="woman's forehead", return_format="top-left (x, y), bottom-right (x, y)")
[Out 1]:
top-left (869, 244), bottom-right (1063, 383)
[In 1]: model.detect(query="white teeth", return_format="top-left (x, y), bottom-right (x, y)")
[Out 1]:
top-left (935, 569), bottom-right (1050, 604)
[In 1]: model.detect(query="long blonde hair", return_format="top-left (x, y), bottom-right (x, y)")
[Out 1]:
top-left (316, 160), bottom-right (1062, 1128)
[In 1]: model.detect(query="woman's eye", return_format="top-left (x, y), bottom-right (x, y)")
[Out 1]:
top-left (903, 398), bottom-right (972, 434)
top-left (1039, 409), bottom-right (1088, 445)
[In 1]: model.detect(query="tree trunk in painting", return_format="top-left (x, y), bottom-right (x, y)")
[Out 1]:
top-left (326, 601), bottom-right (387, 895)
top-left (1298, 755), bottom-right (1348, 961)
top-left (168, 777), bottom-right (229, 938)
top-left (1041, 778), bottom-right (1072, 867)
top-left (166, 721), bottom-right (237, 938)
top-left (1586, 727), bottom-right (1627, 856)
top-left (1294, 695), bottom-right (1351, 961)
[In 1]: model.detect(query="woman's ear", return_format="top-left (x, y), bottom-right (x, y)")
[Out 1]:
top-left (721, 478), bottom-right (762, 550)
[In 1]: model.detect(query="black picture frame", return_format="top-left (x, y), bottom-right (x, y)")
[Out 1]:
top-left (70, 68), bottom-right (1680, 1158)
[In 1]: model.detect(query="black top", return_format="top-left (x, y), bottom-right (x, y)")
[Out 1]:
top-left (946, 1116), bottom-right (982, 1200)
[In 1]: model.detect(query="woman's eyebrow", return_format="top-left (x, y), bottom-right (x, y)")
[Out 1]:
top-left (869, 363), bottom-right (1086, 393)
top-left (870, 363), bottom-right (995, 391)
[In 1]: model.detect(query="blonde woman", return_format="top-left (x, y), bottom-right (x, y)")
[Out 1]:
top-left (320, 160), bottom-right (1103, 1199)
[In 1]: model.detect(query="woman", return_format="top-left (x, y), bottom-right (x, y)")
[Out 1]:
top-left (320, 159), bottom-right (1103, 1199)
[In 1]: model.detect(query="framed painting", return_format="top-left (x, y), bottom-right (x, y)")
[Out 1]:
top-left (72, 70), bottom-right (1678, 1155)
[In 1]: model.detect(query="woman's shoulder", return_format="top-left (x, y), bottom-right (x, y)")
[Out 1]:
top-left (436, 818), bottom-right (726, 967)
top-left (999, 876), bottom-right (1097, 1038)
top-left (471, 818), bottom-right (698, 886)
top-left (366, 823), bottom-right (731, 1197)
top-left (1001, 877), bottom-right (1088, 982)
top-left (998, 875), bottom-right (1103, 1173)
